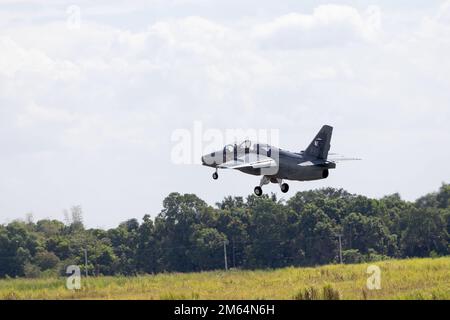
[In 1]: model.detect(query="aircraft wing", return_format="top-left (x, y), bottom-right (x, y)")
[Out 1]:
top-left (218, 154), bottom-right (276, 169)
top-left (298, 157), bottom-right (360, 168)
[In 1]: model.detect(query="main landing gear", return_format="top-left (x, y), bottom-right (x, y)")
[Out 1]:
top-left (211, 170), bottom-right (289, 196)
top-left (254, 176), bottom-right (289, 196)
top-left (254, 186), bottom-right (263, 196)
top-left (280, 183), bottom-right (289, 193)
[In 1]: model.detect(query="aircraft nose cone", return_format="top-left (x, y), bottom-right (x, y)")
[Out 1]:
top-left (201, 153), bottom-right (217, 167)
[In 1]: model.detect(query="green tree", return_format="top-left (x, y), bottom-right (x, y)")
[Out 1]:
top-left (136, 214), bottom-right (159, 274)
top-left (295, 205), bottom-right (338, 265)
top-left (155, 193), bottom-right (210, 272)
top-left (342, 212), bottom-right (397, 256)
top-left (437, 183), bottom-right (450, 208)
top-left (34, 250), bottom-right (60, 270)
top-left (245, 197), bottom-right (297, 268)
top-left (400, 208), bottom-right (449, 257)
top-left (0, 221), bottom-right (38, 277)
top-left (190, 227), bottom-right (226, 270)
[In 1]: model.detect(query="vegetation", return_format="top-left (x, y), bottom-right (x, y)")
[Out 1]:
top-left (0, 257), bottom-right (448, 299)
top-left (0, 184), bottom-right (449, 278)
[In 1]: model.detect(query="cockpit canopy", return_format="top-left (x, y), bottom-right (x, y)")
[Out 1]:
top-left (240, 140), bottom-right (252, 149)
top-left (223, 140), bottom-right (275, 156)
top-left (202, 140), bottom-right (278, 167)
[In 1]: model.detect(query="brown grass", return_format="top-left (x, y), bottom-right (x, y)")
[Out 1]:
top-left (0, 257), bottom-right (449, 300)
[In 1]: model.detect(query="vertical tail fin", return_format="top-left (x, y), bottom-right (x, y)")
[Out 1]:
top-left (304, 125), bottom-right (333, 159)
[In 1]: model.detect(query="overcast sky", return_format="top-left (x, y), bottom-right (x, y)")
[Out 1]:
top-left (1, 0), bottom-right (449, 228)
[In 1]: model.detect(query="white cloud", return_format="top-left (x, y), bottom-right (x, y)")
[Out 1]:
top-left (0, 36), bottom-right (80, 79)
top-left (252, 5), bottom-right (382, 49)
top-left (0, 2), bottom-right (449, 227)
top-left (17, 102), bottom-right (76, 127)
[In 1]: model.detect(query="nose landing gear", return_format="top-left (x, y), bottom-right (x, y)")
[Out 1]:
top-left (212, 169), bottom-right (218, 180)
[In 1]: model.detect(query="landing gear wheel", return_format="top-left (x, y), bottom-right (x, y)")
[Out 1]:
top-left (212, 172), bottom-right (218, 180)
top-left (254, 186), bottom-right (263, 197)
top-left (281, 183), bottom-right (289, 193)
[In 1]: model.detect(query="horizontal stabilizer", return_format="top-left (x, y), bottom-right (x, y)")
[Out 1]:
top-left (328, 156), bottom-right (362, 162)
top-left (298, 160), bottom-right (336, 169)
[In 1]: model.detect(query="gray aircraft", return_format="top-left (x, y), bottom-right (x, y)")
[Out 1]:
top-left (201, 125), bottom-right (358, 196)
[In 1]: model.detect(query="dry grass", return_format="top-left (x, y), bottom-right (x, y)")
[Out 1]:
top-left (0, 257), bottom-right (449, 300)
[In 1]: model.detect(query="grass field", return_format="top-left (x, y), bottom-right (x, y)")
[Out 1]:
top-left (0, 257), bottom-right (449, 300)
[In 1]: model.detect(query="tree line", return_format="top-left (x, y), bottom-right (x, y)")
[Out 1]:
top-left (1, 184), bottom-right (449, 278)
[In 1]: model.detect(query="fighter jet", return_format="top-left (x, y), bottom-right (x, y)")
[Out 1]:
top-left (201, 125), bottom-right (359, 196)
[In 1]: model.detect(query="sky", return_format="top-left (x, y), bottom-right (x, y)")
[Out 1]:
top-left (0, 0), bottom-right (449, 228)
